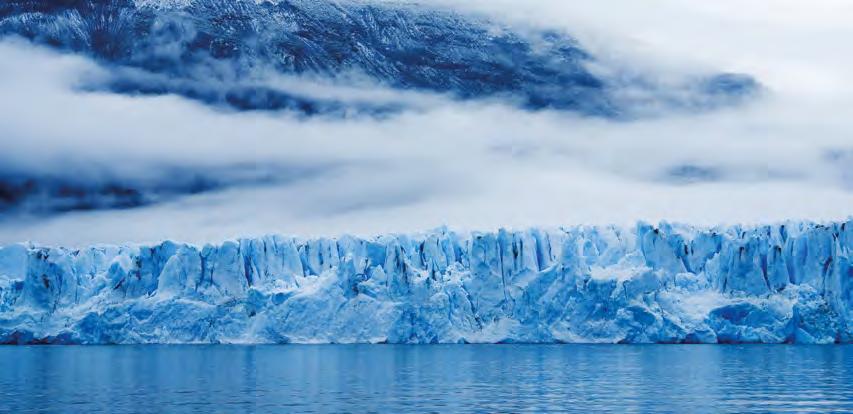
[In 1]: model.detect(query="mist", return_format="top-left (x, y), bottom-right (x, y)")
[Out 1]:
top-left (0, 0), bottom-right (850, 246)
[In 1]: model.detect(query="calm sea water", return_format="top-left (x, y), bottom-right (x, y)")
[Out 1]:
top-left (1, 345), bottom-right (851, 413)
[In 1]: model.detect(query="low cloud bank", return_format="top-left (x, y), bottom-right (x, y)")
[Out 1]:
top-left (0, 0), bottom-right (851, 246)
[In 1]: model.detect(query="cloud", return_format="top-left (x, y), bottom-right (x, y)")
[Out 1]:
top-left (0, 0), bottom-right (851, 246)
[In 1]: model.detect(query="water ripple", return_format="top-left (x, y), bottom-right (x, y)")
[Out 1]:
top-left (0, 345), bottom-right (851, 413)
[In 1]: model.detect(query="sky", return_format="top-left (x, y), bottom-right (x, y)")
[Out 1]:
top-left (0, 0), bottom-right (851, 247)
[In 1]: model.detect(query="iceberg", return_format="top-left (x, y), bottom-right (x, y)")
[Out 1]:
top-left (1, 220), bottom-right (851, 344)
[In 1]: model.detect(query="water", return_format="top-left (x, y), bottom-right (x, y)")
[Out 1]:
top-left (1, 345), bottom-right (852, 413)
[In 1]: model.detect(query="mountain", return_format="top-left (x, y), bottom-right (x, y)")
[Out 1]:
top-left (0, 0), bottom-right (756, 115)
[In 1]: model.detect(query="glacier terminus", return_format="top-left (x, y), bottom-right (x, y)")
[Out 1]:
top-left (1, 220), bottom-right (851, 345)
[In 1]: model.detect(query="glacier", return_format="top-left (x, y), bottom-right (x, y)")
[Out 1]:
top-left (0, 220), bottom-right (851, 344)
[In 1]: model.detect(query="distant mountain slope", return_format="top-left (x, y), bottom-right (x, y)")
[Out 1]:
top-left (0, 0), bottom-right (755, 115)
top-left (0, 0), bottom-right (760, 216)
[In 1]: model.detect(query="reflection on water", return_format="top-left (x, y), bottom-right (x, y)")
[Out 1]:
top-left (1, 345), bottom-right (851, 413)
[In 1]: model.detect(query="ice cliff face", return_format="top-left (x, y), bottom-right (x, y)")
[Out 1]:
top-left (1, 220), bottom-right (851, 344)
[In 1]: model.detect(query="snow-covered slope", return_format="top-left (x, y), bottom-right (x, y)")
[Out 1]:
top-left (0, 0), bottom-right (763, 219)
top-left (0, 0), bottom-right (755, 116)
top-left (1, 220), bottom-right (850, 344)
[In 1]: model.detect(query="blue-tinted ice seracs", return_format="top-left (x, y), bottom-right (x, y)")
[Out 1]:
top-left (1, 220), bottom-right (851, 344)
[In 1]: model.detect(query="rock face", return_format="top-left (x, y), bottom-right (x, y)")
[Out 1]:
top-left (0, 0), bottom-right (755, 115)
top-left (0, 0), bottom-right (759, 215)
top-left (1, 220), bottom-right (851, 344)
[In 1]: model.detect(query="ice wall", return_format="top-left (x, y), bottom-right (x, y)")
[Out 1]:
top-left (1, 220), bottom-right (851, 344)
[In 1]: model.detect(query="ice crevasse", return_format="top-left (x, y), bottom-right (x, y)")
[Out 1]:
top-left (0, 220), bottom-right (851, 344)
